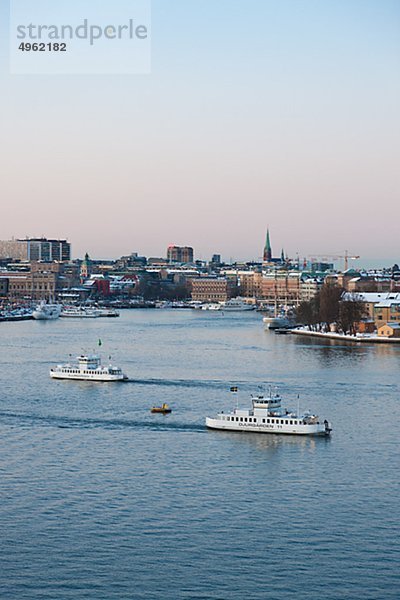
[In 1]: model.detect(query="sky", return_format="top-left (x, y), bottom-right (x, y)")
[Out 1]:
top-left (0, 0), bottom-right (399, 266)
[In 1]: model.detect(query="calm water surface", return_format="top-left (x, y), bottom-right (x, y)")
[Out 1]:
top-left (0, 310), bottom-right (399, 599)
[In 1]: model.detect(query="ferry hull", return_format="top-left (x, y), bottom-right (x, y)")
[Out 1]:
top-left (50, 372), bottom-right (127, 382)
top-left (33, 312), bottom-right (60, 320)
top-left (206, 417), bottom-right (330, 436)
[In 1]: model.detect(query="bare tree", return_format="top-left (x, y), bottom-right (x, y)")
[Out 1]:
top-left (319, 284), bottom-right (343, 332)
top-left (338, 298), bottom-right (366, 335)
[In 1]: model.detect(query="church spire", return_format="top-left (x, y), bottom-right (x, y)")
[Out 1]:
top-left (263, 229), bottom-right (272, 262)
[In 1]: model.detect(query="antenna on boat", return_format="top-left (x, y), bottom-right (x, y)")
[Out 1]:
top-left (297, 394), bottom-right (300, 419)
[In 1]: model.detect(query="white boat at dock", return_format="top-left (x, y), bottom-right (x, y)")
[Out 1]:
top-left (222, 299), bottom-right (256, 311)
top-left (61, 307), bottom-right (101, 318)
top-left (263, 315), bottom-right (292, 329)
top-left (50, 355), bottom-right (128, 381)
top-left (32, 301), bottom-right (62, 320)
top-left (206, 388), bottom-right (331, 436)
top-left (200, 299), bottom-right (255, 311)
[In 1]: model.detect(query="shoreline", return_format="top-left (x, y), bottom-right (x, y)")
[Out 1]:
top-left (291, 329), bottom-right (400, 344)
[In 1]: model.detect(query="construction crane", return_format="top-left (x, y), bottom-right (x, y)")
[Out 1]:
top-left (309, 251), bottom-right (360, 271)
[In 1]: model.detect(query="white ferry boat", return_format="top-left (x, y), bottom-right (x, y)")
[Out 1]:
top-left (61, 307), bottom-right (101, 318)
top-left (201, 299), bottom-right (255, 312)
top-left (222, 299), bottom-right (255, 311)
top-left (50, 355), bottom-right (128, 381)
top-left (206, 389), bottom-right (332, 436)
top-left (32, 301), bottom-right (62, 320)
top-left (263, 315), bottom-right (292, 329)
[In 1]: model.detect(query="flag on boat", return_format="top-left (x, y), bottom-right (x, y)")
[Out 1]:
top-left (98, 339), bottom-right (102, 346)
top-left (230, 386), bottom-right (238, 393)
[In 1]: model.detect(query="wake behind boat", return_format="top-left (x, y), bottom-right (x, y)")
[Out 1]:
top-left (206, 388), bottom-right (331, 436)
top-left (50, 355), bottom-right (128, 381)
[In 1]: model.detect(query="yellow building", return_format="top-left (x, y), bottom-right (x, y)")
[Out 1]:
top-left (374, 300), bottom-right (400, 327)
top-left (377, 323), bottom-right (400, 338)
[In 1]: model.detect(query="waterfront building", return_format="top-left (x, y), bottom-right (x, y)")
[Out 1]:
top-left (299, 278), bottom-right (324, 302)
top-left (373, 298), bottom-right (400, 328)
top-left (377, 322), bottom-right (400, 338)
top-left (191, 277), bottom-right (236, 303)
top-left (0, 262), bottom-right (60, 300)
top-left (261, 271), bottom-right (301, 306)
top-left (237, 271), bottom-right (263, 299)
top-left (167, 245), bottom-right (194, 264)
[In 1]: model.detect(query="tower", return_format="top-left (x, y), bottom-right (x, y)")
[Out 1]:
top-left (80, 252), bottom-right (91, 282)
top-left (263, 229), bottom-right (272, 262)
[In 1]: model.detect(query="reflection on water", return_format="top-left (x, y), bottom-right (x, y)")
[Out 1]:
top-left (210, 428), bottom-right (328, 454)
top-left (0, 310), bottom-right (399, 600)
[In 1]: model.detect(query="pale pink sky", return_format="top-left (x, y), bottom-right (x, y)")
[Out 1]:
top-left (1, 1), bottom-right (399, 264)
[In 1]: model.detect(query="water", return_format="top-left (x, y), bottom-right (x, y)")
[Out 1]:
top-left (0, 310), bottom-right (399, 599)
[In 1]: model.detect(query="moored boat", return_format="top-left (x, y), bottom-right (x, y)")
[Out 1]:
top-left (222, 299), bottom-right (256, 311)
top-left (32, 301), bottom-right (62, 320)
top-left (263, 315), bottom-right (292, 329)
top-left (206, 388), bottom-right (331, 436)
top-left (61, 306), bottom-right (101, 318)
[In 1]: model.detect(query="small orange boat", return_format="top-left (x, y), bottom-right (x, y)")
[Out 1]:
top-left (151, 403), bottom-right (172, 414)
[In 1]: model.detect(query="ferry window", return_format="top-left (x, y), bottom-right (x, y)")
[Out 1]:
top-left (290, 421), bottom-right (293, 425)
top-left (262, 419), bottom-right (265, 423)
top-left (240, 417), bottom-right (243, 422)
top-left (285, 420), bottom-right (288, 425)
top-left (236, 417), bottom-right (239, 422)
top-left (244, 418), bottom-right (247, 422)
top-left (267, 419), bottom-right (270, 423)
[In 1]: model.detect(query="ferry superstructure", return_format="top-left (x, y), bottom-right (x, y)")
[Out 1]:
top-left (61, 307), bottom-right (101, 318)
top-left (201, 299), bottom-right (255, 311)
top-left (206, 389), bottom-right (331, 436)
top-left (50, 355), bottom-right (128, 381)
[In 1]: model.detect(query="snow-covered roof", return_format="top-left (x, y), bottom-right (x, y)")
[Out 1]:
top-left (375, 300), bottom-right (400, 308)
top-left (378, 322), bottom-right (400, 329)
top-left (343, 292), bottom-right (400, 304)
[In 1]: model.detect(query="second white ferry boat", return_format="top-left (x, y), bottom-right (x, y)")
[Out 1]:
top-left (206, 388), bottom-right (332, 436)
top-left (50, 355), bottom-right (128, 381)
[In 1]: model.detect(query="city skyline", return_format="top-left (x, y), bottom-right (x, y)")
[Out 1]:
top-left (0, 230), bottom-right (397, 271)
top-left (0, 1), bottom-right (399, 264)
